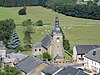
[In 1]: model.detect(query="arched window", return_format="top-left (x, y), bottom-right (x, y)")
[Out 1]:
top-left (57, 37), bottom-right (59, 39)
top-left (35, 49), bottom-right (37, 51)
top-left (39, 49), bottom-right (41, 51)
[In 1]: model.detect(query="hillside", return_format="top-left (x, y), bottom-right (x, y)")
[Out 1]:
top-left (0, 6), bottom-right (100, 49)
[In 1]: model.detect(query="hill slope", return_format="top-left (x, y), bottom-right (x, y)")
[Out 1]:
top-left (0, 6), bottom-right (100, 49)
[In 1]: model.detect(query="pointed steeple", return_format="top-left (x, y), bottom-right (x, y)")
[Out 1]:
top-left (55, 15), bottom-right (59, 27)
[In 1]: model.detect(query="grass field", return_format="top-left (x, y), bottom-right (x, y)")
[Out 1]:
top-left (0, 6), bottom-right (100, 50)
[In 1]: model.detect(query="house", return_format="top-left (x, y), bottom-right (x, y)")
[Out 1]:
top-left (8, 52), bottom-right (28, 63)
top-left (16, 56), bottom-right (49, 75)
top-left (55, 66), bottom-right (89, 75)
top-left (84, 48), bottom-right (100, 73)
top-left (2, 57), bottom-right (16, 67)
top-left (73, 44), bottom-right (100, 63)
top-left (42, 64), bottom-right (62, 75)
top-left (2, 53), bottom-right (28, 68)
top-left (32, 16), bottom-right (64, 61)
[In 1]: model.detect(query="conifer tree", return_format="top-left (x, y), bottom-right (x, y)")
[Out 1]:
top-left (7, 29), bottom-right (20, 48)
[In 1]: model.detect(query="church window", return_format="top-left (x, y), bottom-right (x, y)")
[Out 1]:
top-left (57, 37), bottom-right (59, 39)
top-left (57, 40), bottom-right (59, 42)
top-left (35, 49), bottom-right (37, 51)
top-left (39, 49), bottom-right (41, 51)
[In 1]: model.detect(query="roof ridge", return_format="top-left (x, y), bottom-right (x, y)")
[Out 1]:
top-left (76, 70), bottom-right (81, 75)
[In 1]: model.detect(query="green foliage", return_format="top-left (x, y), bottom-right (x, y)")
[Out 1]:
top-left (0, 19), bottom-right (16, 46)
top-left (36, 20), bottom-right (43, 26)
top-left (45, 0), bottom-right (100, 20)
top-left (15, 46), bottom-right (26, 52)
top-left (0, 65), bottom-right (20, 75)
top-left (68, 49), bottom-right (73, 54)
top-left (7, 29), bottom-right (20, 49)
top-left (42, 52), bottom-right (52, 61)
top-left (62, 30), bottom-right (70, 51)
top-left (0, 0), bottom-right (37, 7)
top-left (23, 19), bottom-right (33, 49)
top-left (0, 0), bottom-right (76, 7)
top-left (23, 31), bottom-right (31, 49)
top-left (22, 19), bottom-right (32, 26)
top-left (63, 39), bottom-right (70, 51)
top-left (18, 7), bottom-right (26, 15)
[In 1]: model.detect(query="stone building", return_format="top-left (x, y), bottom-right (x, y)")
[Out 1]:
top-left (32, 16), bottom-right (64, 61)
top-left (16, 56), bottom-right (49, 75)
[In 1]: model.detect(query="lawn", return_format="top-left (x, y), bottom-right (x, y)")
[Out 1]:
top-left (64, 53), bottom-right (72, 60)
top-left (0, 6), bottom-right (100, 49)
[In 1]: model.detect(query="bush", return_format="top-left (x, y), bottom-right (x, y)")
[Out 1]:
top-left (36, 20), bottom-right (43, 26)
top-left (18, 7), bottom-right (26, 15)
top-left (42, 52), bottom-right (52, 61)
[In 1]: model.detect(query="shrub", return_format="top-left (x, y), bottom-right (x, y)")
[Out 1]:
top-left (36, 20), bottom-right (43, 26)
top-left (18, 7), bottom-right (26, 15)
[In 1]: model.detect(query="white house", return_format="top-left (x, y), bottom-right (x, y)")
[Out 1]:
top-left (84, 48), bottom-right (100, 73)
top-left (73, 45), bottom-right (100, 63)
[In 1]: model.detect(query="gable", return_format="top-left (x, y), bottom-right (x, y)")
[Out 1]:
top-left (41, 35), bottom-right (52, 50)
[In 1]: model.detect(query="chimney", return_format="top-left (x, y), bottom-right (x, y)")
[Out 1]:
top-left (93, 51), bottom-right (96, 56)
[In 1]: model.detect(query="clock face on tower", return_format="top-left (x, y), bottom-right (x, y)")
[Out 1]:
top-left (57, 40), bottom-right (59, 42)
top-left (57, 52), bottom-right (59, 54)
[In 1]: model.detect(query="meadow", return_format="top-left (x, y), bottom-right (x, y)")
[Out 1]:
top-left (0, 6), bottom-right (100, 49)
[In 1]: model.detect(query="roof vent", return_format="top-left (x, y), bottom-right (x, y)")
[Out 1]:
top-left (93, 51), bottom-right (96, 56)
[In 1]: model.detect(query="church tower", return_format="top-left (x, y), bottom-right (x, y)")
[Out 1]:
top-left (52, 16), bottom-right (64, 61)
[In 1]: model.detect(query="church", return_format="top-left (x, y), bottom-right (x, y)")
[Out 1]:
top-left (32, 16), bottom-right (64, 61)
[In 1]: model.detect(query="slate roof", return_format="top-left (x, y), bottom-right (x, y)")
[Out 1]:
top-left (41, 35), bottom-right (52, 50)
top-left (75, 44), bottom-right (100, 55)
top-left (53, 16), bottom-right (62, 35)
top-left (3, 57), bottom-right (16, 64)
top-left (42, 64), bottom-right (60, 74)
top-left (55, 66), bottom-right (88, 75)
top-left (8, 53), bottom-right (28, 62)
top-left (32, 42), bottom-right (42, 48)
top-left (85, 48), bottom-right (100, 63)
top-left (16, 56), bottom-right (43, 73)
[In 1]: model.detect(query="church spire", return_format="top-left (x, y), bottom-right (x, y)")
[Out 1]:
top-left (55, 15), bottom-right (59, 27)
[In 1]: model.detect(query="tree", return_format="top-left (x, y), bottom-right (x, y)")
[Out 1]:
top-left (22, 19), bottom-right (33, 49)
top-left (0, 19), bottom-right (16, 46)
top-left (0, 65), bottom-right (20, 75)
top-left (63, 39), bottom-right (70, 51)
top-left (7, 29), bottom-right (20, 49)
top-left (42, 52), bottom-right (52, 61)
top-left (62, 30), bottom-right (70, 51)
top-left (22, 19), bottom-right (33, 33)
top-left (36, 20), bottom-right (43, 26)
top-left (23, 31), bottom-right (31, 49)
top-left (18, 7), bottom-right (26, 15)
